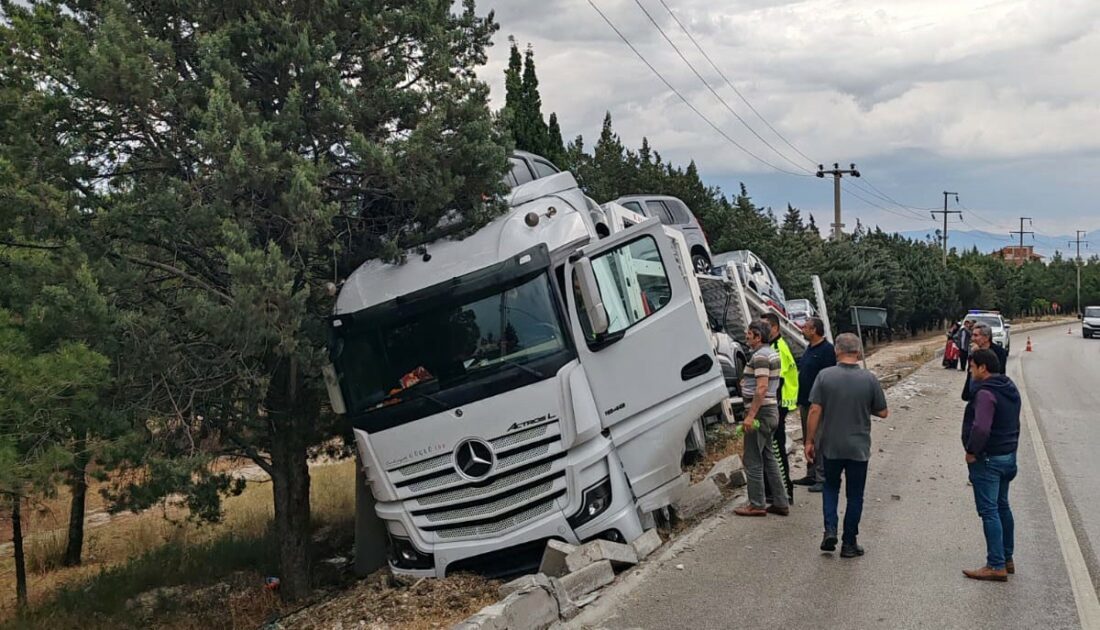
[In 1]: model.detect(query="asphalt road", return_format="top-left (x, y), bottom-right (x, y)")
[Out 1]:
top-left (1022, 325), bottom-right (1100, 595)
top-left (570, 331), bottom-right (1088, 630)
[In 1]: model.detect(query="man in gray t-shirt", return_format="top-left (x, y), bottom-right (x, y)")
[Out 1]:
top-left (805, 333), bottom-right (889, 558)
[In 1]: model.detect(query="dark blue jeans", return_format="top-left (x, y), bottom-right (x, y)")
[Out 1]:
top-left (822, 457), bottom-right (868, 545)
top-left (968, 452), bottom-right (1017, 570)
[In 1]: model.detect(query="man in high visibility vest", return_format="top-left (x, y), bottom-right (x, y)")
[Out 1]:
top-left (762, 312), bottom-right (798, 505)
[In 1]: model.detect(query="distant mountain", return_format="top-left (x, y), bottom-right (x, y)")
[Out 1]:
top-left (896, 229), bottom-right (1100, 261)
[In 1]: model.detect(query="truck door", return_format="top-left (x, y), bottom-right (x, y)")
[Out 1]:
top-left (566, 220), bottom-right (723, 497)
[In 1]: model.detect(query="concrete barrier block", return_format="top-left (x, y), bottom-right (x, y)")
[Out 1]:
top-left (630, 528), bottom-right (663, 560)
top-left (449, 587), bottom-right (559, 630)
top-left (564, 539), bottom-right (638, 573)
top-left (558, 560), bottom-right (615, 600)
top-left (537, 539), bottom-right (578, 578)
top-left (705, 454), bottom-right (744, 487)
top-left (728, 468), bottom-right (748, 487)
top-left (671, 478), bottom-right (723, 520)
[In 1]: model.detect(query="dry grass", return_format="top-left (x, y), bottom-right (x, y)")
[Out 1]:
top-left (0, 460), bottom-right (357, 629)
top-left (688, 424), bottom-right (744, 484)
top-left (279, 571), bottom-right (500, 630)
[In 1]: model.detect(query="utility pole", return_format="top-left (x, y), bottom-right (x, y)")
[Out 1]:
top-left (816, 162), bottom-right (860, 240)
top-left (1009, 217), bottom-right (1034, 262)
top-left (930, 191), bottom-right (961, 265)
top-left (1070, 230), bottom-right (1090, 316)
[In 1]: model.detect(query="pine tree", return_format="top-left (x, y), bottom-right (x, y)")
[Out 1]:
top-left (546, 112), bottom-right (565, 166)
top-left (0, 0), bottom-right (505, 600)
top-left (587, 112), bottom-right (627, 202)
top-left (516, 44), bottom-right (550, 154)
top-left (502, 37), bottom-right (524, 147)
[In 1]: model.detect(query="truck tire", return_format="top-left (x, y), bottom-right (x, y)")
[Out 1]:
top-left (684, 416), bottom-right (706, 458)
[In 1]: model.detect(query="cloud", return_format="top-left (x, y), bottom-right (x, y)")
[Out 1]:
top-left (476, 0), bottom-right (1100, 231)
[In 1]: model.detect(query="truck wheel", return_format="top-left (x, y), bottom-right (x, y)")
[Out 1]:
top-left (684, 417), bottom-right (706, 459)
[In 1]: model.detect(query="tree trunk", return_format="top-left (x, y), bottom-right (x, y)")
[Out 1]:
top-left (63, 442), bottom-right (91, 567)
top-left (12, 496), bottom-right (28, 609)
top-left (270, 416), bottom-right (312, 600)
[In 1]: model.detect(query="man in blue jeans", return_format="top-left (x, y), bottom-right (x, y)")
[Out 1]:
top-left (804, 333), bottom-right (888, 558)
top-left (961, 348), bottom-right (1021, 582)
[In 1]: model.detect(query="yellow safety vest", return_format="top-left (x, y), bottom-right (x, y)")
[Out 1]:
top-left (772, 337), bottom-right (799, 410)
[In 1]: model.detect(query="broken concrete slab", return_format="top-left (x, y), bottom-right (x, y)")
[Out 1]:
top-left (558, 560), bottom-right (615, 600)
top-left (704, 454), bottom-right (744, 487)
top-left (537, 539), bottom-right (578, 578)
top-left (728, 468), bottom-right (748, 488)
top-left (499, 573), bottom-right (551, 598)
top-left (564, 539), bottom-right (637, 573)
top-left (671, 478), bottom-right (723, 520)
top-left (630, 528), bottom-right (663, 560)
top-left (450, 587), bottom-right (560, 630)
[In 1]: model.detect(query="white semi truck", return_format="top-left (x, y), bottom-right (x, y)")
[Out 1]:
top-left (325, 171), bottom-right (811, 577)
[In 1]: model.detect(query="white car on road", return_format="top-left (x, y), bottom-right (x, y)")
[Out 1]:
top-left (1082, 306), bottom-right (1100, 338)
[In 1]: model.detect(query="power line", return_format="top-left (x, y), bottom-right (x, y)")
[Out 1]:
top-left (841, 182), bottom-right (939, 224)
top-left (855, 176), bottom-right (939, 214)
top-left (587, 1), bottom-right (811, 177)
top-left (630, 0), bottom-right (811, 174)
top-left (959, 216), bottom-right (1012, 241)
top-left (656, 0), bottom-right (817, 167)
top-left (954, 199), bottom-right (1010, 231)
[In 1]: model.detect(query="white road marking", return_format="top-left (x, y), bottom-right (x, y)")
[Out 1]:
top-left (1015, 356), bottom-right (1100, 629)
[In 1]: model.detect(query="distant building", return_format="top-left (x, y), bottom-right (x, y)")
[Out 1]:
top-left (994, 245), bottom-right (1043, 266)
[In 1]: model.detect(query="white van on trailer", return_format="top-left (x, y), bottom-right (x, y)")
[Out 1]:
top-left (327, 172), bottom-right (728, 577)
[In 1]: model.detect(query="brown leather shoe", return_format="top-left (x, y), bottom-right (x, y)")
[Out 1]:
top-left (734, 505), bottom-right (767, 517)
top-left (963, 566), bottom-right (1008, 582)
top-left (1006, 560), bottom-right (1015, 574)
top-left (766, 505), bottom-right (790, 516)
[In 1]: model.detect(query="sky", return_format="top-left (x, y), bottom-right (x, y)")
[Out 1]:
top-left (476, 0), bottom-right (1100, 251)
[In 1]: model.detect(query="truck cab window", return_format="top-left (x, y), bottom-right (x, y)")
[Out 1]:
top-left (584, 236), bottom-right (672, 338)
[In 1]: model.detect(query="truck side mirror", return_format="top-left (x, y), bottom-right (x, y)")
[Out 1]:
top-left (322, 362), bottom-right (347, 415)
top-left (574, 257), bottom-right (610, 336)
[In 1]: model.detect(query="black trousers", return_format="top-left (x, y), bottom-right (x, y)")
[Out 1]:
top-left (764, 406), bottom-right (795, 503)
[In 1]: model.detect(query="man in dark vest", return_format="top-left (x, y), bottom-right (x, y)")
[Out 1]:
top-left (961, 349), bottom-right (1021, 582)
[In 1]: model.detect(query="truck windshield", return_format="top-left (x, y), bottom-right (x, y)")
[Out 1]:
top-left (332, 273), bottom-right (572, 431)
top-left (1086, 307), bottom-right (1100, 318)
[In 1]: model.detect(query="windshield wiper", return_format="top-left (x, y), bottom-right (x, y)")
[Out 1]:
top-left (399, 387), bottom-right (449, 411)
top-left (500, 358), bottom-right (545, 378)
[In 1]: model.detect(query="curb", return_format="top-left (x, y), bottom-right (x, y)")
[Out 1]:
top-left (449, 457), bottom-right (746, 630)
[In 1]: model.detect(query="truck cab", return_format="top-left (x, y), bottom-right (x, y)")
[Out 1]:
top-left (328, 173), bottom-right (727, 577)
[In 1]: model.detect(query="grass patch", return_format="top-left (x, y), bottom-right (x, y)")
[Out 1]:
top-left (25, 532), bottom-right (66, 576)
top-left (0, 460), bottom-right (356, 629)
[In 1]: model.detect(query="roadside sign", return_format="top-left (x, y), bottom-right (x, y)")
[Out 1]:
top-left (851, 306), bottom-right (888, 328)
top-left (850, 306), bottom-right (888, 370)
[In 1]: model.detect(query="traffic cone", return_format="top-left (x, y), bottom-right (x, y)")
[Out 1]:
top-left (1026, 337), bottom-right (1032, 352)
top-left (1068, 326), bottom-right (1073, 335)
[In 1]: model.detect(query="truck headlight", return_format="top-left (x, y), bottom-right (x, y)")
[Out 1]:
top-left (387, 535), bottom-right (434, 570)
top-left (568, 477), bottom-right (613, 529)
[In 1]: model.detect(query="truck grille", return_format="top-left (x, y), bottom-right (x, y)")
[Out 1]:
top-left (388, 420), bottom-right (566, 541)
top-left (434, 496), bottom-right (563, 539)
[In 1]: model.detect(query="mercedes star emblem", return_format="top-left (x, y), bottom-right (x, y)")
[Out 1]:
top-left (453, 438), bottom-right (495, 480)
